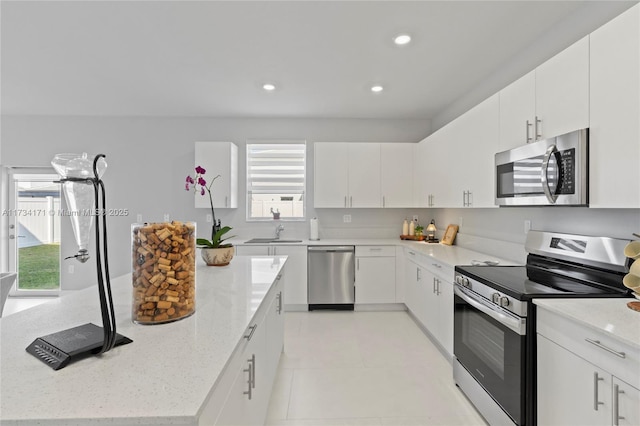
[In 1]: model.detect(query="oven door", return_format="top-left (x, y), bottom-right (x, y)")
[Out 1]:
top-left (454, 286), bottom-right (527, 425)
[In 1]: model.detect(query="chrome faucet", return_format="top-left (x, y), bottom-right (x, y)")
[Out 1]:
top-left (275, 224), bottom-right (285, 239)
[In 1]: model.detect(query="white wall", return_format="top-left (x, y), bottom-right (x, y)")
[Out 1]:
top-left (2, 115), bottom-right (638, 288)
top-left (1, 115), bottom-right (431, 288)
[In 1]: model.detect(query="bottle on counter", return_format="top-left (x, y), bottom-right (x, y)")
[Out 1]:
top-left (402, 219), bottom-right (409, 236)
top-left (409, 219), bottom-right (415, 236)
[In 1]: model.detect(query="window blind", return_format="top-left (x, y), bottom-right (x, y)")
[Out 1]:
top-left (246, 143), bottom-right (306, 195)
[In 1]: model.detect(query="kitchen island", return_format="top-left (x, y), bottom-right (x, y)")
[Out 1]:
top-left (0, 255), bottom-right (287, 425)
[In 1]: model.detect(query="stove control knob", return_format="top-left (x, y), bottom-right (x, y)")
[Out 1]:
top-left (455, 275), bottom-right (463, 285)
top-left (491, 293), bottom-right (500, 304)
top-left (462, 277), bottom-right (470, 288)
top-left (500, 297), bottom-right (510, 308)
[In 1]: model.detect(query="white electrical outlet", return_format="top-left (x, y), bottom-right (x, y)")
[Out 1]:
top-left (206, 214), bottom-right (212, 223)
top-left (164, 213), bottom-right (170, 222)
top-left (136, 214), bottom-right (143, 223)
top-left (68, 264), bottom-right (74, 274)
top-left (524, 220), bottom-right (531, 234)
top-left (412, 215), bottom-right (419, 222)
top-left (343, 214), bottom-right (351, 223)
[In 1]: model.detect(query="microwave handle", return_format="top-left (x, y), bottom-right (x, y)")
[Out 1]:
top-left (541, 144), bottom-right (559, 204)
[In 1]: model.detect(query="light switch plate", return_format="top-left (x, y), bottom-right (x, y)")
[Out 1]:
top-left (343, 215), bottom-right (351, 223)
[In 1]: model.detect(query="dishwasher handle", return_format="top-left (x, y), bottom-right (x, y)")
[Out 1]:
top-left (308, 246), bottom-right (355, 253)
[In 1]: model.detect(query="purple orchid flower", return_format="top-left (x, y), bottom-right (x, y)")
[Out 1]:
top-left (195, 166), bottom-right (206, 175)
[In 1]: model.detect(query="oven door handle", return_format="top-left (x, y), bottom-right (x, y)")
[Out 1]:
top-left (455, 286), bottom-right (526, 335)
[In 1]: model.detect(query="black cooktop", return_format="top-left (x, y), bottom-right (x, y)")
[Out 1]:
top-left (455, 255), bottom-right (629, 301)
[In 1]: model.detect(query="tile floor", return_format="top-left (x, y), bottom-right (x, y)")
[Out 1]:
top-left (265, 311), bottom-right (487, 426)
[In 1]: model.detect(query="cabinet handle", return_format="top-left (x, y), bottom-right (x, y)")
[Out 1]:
top-left (585, 338), bottom-right (626, 358)
top-left (369, 248), bottom-right (382, 251)
top-left (249, 354), bottom-right (256, 388)
top-left (436, 278), bottom-right (441, 295)
top-left (344, 196), bottom-right (347, 208)
top-left (462, 191), bottom-right (466, 207)
top-left (593, 372), bottom-right (604, 411)
top-left (408, 251), bottom-right (415, 256)
top-left (467, 191), bottom-right (472, 207)
top-left (383, 196), bottom-right (385, 207)
top-left (433, 277), bottom-right (436, 294)
top-left (350, 196), bottom-right (353, 207)
top-left (613, 383), bottom-right (625, 425)
top-left (535, 116), bottom-right (542, 140)
top-left (277, 291), bottom-right (283, 314)
top-left (432, 263), bottom-right (442, 269)
top-left (225, 196), bottom-right (228, 207)
top-left (526, 120), bottom-right (533, 143)
top-left (244, 324), bottom-right (257, 341)
top-left (416, 267), bottom-right (421, 281)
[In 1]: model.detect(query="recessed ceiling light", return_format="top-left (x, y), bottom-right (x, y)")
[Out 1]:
top-left (263, 83), bottom-right (276, 91)
top-left (371, 85), bottom-right (384, 93)
top-left (394, 34), bottom-right (412, 45)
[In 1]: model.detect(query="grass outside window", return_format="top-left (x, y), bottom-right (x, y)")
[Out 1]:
top-left (18, 244), bottom-right (60, 290)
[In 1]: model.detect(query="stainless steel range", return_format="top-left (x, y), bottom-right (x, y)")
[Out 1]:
top-left (453, 231), bottom-right (631, 426)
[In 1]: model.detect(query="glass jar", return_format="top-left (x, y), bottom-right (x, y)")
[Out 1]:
top-left (131, 221), bottom-right (196, 324)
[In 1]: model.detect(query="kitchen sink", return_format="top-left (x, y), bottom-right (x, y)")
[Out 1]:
top-left (244, 238), bottom-right (303, 244)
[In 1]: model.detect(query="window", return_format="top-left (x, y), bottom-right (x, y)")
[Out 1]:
top-left (246, 141), bottom-right (306, 221)
top-left (7, 168), bottom-right (61, 295)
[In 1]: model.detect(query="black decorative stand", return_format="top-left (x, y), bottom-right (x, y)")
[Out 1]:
top-left (26, 154), bottom-right (132, 370)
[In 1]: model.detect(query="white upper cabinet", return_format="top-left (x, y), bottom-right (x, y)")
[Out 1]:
top-left (589, 4), bottom-right (640, 208)
top-left (413, 138), bottom-right (430, 208)
top-left (194, 142), bottom-right (238, 209)
top-left (316, 142), bottom-right (414, 208)
top-left (499, 71), bottom-right (536, 151)
top-left (499, 36), bottom-right (590, 151)
top-left (315, 142), bottom-right (380, 208)
top-left (381, 143), bottom-right (414, 207)
top-left (314, 143), bottom-right (349, 208)
top-left (414, 125), bottom-right (453, 208)
top-left (535, 36), bottom-right (590, 140)
top-left (348, 144), bottom-right (381, 208)
top-left (455, 94), bottom-right (500, 208)
top-left (416, 94), bottom-right (499, 208)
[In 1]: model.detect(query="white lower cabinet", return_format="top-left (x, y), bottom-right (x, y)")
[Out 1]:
top-left (355, 246), bottom-right (396, 304)
top-left (403, 248), bottom-right (454, 357)
top-left (236, 245), bottom-right (307, 307)
top-left (537, 307), bottom-right (640, 426)
top-left (212, 276), bottom-right (284, 426)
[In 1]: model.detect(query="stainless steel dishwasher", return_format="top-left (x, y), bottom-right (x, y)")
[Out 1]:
top-left (307, 246), bottom-right (355, 310)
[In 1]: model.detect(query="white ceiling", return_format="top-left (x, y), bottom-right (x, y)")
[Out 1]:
top-left (1, 1), bottom-right (635, 120)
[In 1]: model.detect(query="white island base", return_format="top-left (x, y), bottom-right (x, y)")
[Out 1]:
top-left (0, 255), bottom-right (287, 425)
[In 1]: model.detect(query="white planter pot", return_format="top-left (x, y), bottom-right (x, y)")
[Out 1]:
top-left (200, 246), bottom-right (235, 266)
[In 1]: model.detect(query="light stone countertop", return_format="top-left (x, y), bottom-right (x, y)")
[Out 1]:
top-left (534, 298), bottom-right (640, 349)
top-left (0, 255), bottom-right (287, 425)
top-left (233, 237), bottom-right (518, 269)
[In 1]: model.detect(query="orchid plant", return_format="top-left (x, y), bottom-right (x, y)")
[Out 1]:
top-left (185, 166), bottom-right (234, 248)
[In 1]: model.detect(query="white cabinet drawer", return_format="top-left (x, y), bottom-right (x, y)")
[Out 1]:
top-left (356, 245), bottom-right (395, 257)
top-left (537, 308), bottom-right (640, 389)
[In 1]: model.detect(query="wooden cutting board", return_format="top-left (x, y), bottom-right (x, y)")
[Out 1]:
top-left (627, 301), bottom-right (640, 312)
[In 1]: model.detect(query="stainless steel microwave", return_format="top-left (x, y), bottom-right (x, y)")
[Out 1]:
top-left (495, 128), bottom-right (588, 206)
